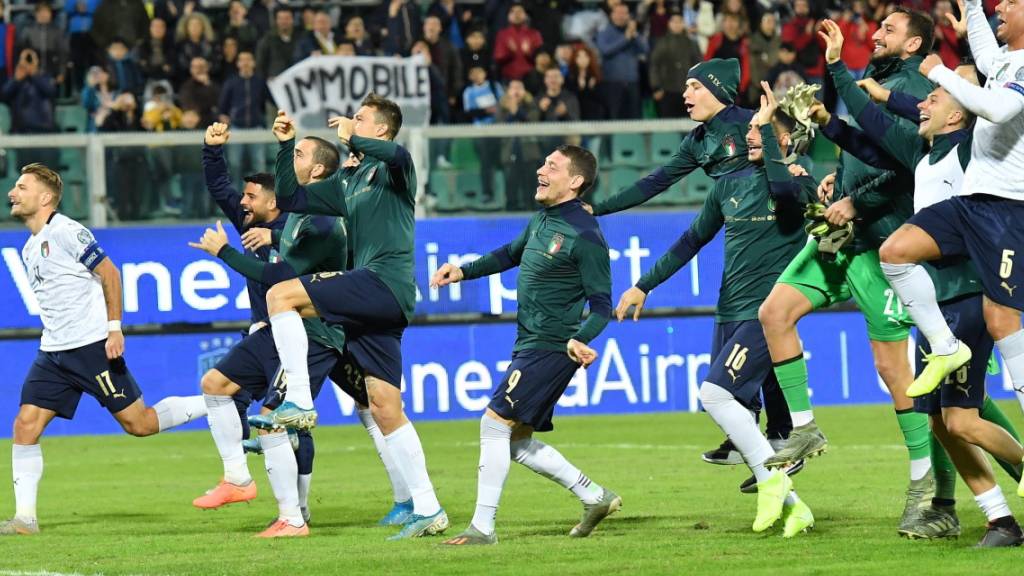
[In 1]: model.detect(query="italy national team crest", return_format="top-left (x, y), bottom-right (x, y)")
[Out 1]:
top-left (548, 232), bottom-right (565, 255)
top-left (722, 135), bottom-right (737, 157)
top-left (40, 241), bottom-right (49, 258)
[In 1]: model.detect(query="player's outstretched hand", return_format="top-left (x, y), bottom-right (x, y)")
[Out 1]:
top-left (328, 116), bottom-right (355, 143)
top-left (615, 286), bottom-right (648, 322)
top-left (106, 329), bottom-right (124, 360)
top-left (188, 220), bottom-right (230, 256)
top-left (430, 262), bottom-right (464, 288)
top-left (205, 122), bottom-right (230, 146)
top-left (856, 78), bottom-right (890, 103)
top-left (817, 171), bottom-right (836, 203)
top-left (755, 80), bottom-right (779, 127)
top-left (567, 339), bottom-right (598, 368)
top-left (241, 227), bottom-right (272, 251)
top-left (817, 19), bottom-right (844, 65)
top-left (273, 110), bottom-right (296, 142)
top-left (824, 196), bottom-right (856, 225)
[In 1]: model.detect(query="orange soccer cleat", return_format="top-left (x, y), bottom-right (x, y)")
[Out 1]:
top-left (192, 479), bottom-right (257, 509)
top-left (256, 519), bottom-right (309, 538)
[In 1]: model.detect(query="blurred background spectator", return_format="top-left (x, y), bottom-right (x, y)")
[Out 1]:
top-left (493, 3), bottom-right (542, 82)
top-left (597, 3), bottom-right (647, 120)
top-left (650, 9), bottom-right (699, 118)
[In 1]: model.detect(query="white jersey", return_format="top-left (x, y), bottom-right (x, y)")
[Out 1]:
top-left (21, 213), bottom-right (110, 351)
top-left (914, 143), bottom-right (965, 212)
top-left (961, 45), bottom-right (1024, 200)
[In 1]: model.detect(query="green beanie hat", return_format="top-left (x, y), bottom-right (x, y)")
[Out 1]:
top-left (686, 58), bottom-right (740, 105)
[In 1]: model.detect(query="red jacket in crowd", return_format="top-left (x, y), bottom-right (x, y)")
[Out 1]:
top-left (934, 23), bottom-right (961, 69)
top-left (838, 18), bottom-right (877, 71)
top-left (704, 33), bottom-right (751, 96)
top-left (493, 24), bottom-right (544, 81)
top-left (781, 15), bottom-right (824, 79)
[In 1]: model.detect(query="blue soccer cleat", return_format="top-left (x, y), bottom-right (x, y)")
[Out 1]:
top-left (269, 401), bottom-right (318, 430)
top-left (242, 438), bottom-right (263, 454)
top-left (378, 499), bottom-right (414, 527)
top-left (386, 508), bottom-right (449, 541)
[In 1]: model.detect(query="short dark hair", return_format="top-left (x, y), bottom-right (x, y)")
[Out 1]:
top-left (362, 93), bottom-right (403, 140)
top-left (21, 163), bottom-right (63, 206)
top-left (273, 6), bottom-right (293, 18)
top-left (242, 173), bottom-right (275, 194)
top-left (772, 110), bottom-right (797, 135)
top-left (780, 42), bottom-right (796, 52)
top-left (555, 144), bottom-right (597, 197)
top-left (302, 136), bottom-right (341, 177)
top-left (890, 7), bottom-right (935, 56)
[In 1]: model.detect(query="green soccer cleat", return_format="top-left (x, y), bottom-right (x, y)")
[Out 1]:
top-left (782, 500), bottom-right (814, 538)
top-left (906, 340), bottom-right (972, 398)
top-left (898, 505), bottom-right (960, 540)
top-left (1018, 459), bottom-right (1024, 498)
top-left (764, 422), bottom-right (827, 469)
top-left (441, 524), bottom-right (498, 546)
top-left (0, 517), bottom-right (39, 535)
top-left (268, 401), bottom-right (318, 430)
top-left (897, 475), bottom-right (935, 535)
top-left (386, 508), bottom-right (449, 541)
top-left (570, 488), bottom-right (623, 538)
top-left (753, 471), bottom-right (792, 532)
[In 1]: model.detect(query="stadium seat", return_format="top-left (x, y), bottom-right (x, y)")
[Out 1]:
top-left (610, 167), bottom-right (641, 197)
top-left (449, 138), bottom-right (480, 171)
top-left (0, 106), bottom-right (10, 133)
top-left (429, 169), bottom-right (465, 212)
top-left (56, 105), bottom-right (86, 133)
top-left (650, 132), bottom-right (681, 165)
top-left (682, 168), bottom-right (715, 204)
top-left (460, 170), bottom-right (505, 212)
top-left (611, 133), bottom-right (647, 167)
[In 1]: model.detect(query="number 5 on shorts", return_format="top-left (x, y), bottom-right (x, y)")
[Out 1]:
top-left (1001, 249), bottom-right (1015, 279)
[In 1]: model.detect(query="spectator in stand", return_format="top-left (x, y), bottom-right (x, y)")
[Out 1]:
top-left (650, 10), bottom-right (700, 118)
top-left (337, 42), bottom-right (357, 56)
top-left (411, 39), bottom-right (453, 166)
top-left (141, 82), bottom-right (182, 132)
top-left (67, 0), bottom-right (101, 90)
top-left (295, 10), bottom-right (340, 60)
top-left (483, 0), bottom-right (514, 44)
top-left (141, 82), bottom-right (182, 217)
top-left (424, 15), bottom-right (463, 112)
top-left (82, 65), bottom-right (116, 132)
top-left (256, 7), bottom-right (296, 81)
top-left (705, 13), bottom-right (751, 104)
top-left (522, 50), bottom-right (553, 95)
top-left (562, 0), bottom-right (609, 47)
top-left (638, 0), bottom-right (673, 43)
top-left (300, 7), bottom-right (316, 33)
top-left (176, 109), bottom-right (210, 217)
top-left (176, 13), bottom-right (217, 82)
top-left (90, 0), bottom-right (150, 52)
top-left (766, 41), bottom-right (805, 95)
top-left (596, 3), bottom-right (648, 120)
top-left (101, 92), bottom-right (150, 220)
top-left (219, 50), bottom-right (269, 179)
top-left (781, 0), bottom-right (823, 82)
top-left (105, 37), bottom-right (144, 100)
top-left (17, 2), bottom-right (69, 88)
top-left (380, 0), bottom-right (423, 56)
top-left (2, 49), bottom-right (59, 161)
top-left (537, 67), bottom-right (580, 123)
top-left (153, 0), bottom-right (192, 34)
top-left (179, 56), bottom-right (220, 126)
top-left (748, 11), bottom-right (781, 104)
top-left (212, 36), bottom-right (239, 84)
top-left (716, 0), bottom-right (751, 35)
top-left (462, 63), bottom-right (503, 201)
top-left (496, 78), bottom-right (541, 211)
top-left (248, 0), bottom-right (274, 37)
top-left (554, 42), bottom-right (573, 76)
top-left (493, 3), bottom-right (543, 82)
top-left (523, 0), bottom-right (570, 53)
top-left (138, 18), bottom-right (176, 83)
top-left (223, 0), bottom-right (258, 52)
top-left (344, 16), bottom-right (376, 56)
top-left (838, 0), bottom-right (877, 78)
top-left (567, 44), bottom-right (604, 121)
top-left (428, 0), bottom-right (473, 48)
top-left (460, 27), bottom-right (492, 84)
top-left (932, 0), bottom-right (962, 69)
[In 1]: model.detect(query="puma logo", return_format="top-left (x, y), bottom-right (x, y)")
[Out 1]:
top-left (113, 391), bottom-right (126, 399)
top-left (728, 368), bottom-right (738, 383)
top-left (955, 383), bottom-right (970, 396)
top-left (729, 197), bottom-right (740, 208)
top-left (1002, 281), bottom-right (1018, 297)
top-left (943, 179), bottom-right (953, 187)
top-left (505, 395), bottom-right (518, 409)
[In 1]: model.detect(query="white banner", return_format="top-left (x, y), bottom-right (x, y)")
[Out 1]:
top-left (269, 55), bottom-right (431, 130)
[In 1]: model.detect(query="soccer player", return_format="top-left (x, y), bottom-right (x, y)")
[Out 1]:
top-left (616, 83), bottom-right (816, 537)
top-left (818, 18), bottom-right (1024, 546)
top-left (755, 9), bottom-right (938, 533)
top-left (2, 164), bottom-right (207, 535)
top-left (267, 95), bottom-right (447, 539)
top-left (432, 145), bottom-right (620, 545)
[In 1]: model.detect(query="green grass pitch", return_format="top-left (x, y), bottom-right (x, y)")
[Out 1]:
top-left (2, 403), bottom-right (1024, 576)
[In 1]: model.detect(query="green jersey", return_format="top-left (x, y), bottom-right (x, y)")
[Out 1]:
top-left (636, 124), bottom-right (817, 322)
top-left (273, 136), bottom-right (417, 321)
top-left (461, 198), bottom-right (612, 352)
top-left (218, 212), bottom-right (349, 351)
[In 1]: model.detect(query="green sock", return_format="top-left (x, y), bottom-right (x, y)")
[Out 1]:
top-left (896, 408), bottom-right (931, 461)
top-left (930, 433), bottom-right (957, 501)
top-left (774, 355), bottom-right (811, 413)
top-left (980, 396), bottom-right (1023, 482)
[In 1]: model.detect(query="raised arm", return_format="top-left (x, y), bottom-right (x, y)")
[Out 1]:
top-left (928, 59), bottom-right (1024, 124)
top-left (635, 186), bottom-right (724, 293)
top-left (592, 135), bottom-right (701, 215)
top-left (460, 218), bottom-right (532, 280)
top-left (273, 138), bottom-right (349, 217)
top-left (348, 135), bottom-right (415, 199)
top-left (965, 0), bottom-right (1000, 76)
top-left (201, 141), bottom-right (246, 232)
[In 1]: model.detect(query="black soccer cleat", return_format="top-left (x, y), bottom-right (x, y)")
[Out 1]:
top-left (976, 517), bottom-right (1024, 548)
top-left (702, 439), bottom-right (743, 466)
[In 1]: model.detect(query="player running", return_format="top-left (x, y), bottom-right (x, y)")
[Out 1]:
top-left (818, 17), bottom-right (1024, 546)
top-left (1, 164), bottom-right (207, 535)
top-left (616, 82), bottom-right (816, 537)
top-left (433, 145), bottom-right (620, 545)
top-left (268, 95), bottom-right (447, 540)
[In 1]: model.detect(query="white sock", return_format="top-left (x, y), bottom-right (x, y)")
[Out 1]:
top-left (791, 410), bottom-right (814, 428)
top-left (204, 394), bottom-right (251, 485)
top-left (384, 423), bottom-right (441, 516)
top-left (881, 262), bottom-right (957, 355)
top-left (511, 437), bottom-right (603, 505)
top-left (154, 395), bottom-right (207, 432)
top-left (699, 382), bottom-right (775, 471)
top-left (260, 432), bottom-right (304, 527)
top-left (785, 490), bottom-right (798, 506)
top-left (12, 444), bottom-right (42, 521)
top-left (270, 311), bottom-right (312, 409)
top-left (750, 463), bottom-right (773, 483)
top-left (298, 474), bottom-right (311, 510)
top-left (975, 485), bottom-right (1012, 521)
top-left (996, 331), bottom-right (1024, 415)
top-left (471, 417), bottom-right (512, 536)
top-left (910, 456), bottom-right (932, 481)
top-left (358, 409), bottom-right (411, 502)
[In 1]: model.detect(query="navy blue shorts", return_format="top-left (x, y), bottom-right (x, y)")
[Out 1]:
top-left (327, 348), bottom-right (370, 407)
top-left (215, 327), bottom-right (337, 410)
top-left (22, 340), bottom-right (143, 419)
top-left (488, 348), bottom-right (580, 432)
top-left (704, 320), bottom-right (774, 410)
top-left (913, 294), bottom-right (992, 415)
top-left (301, 268), bottom-right (407, 387)
top-left (909, 195), bottom-right (1024, 311)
